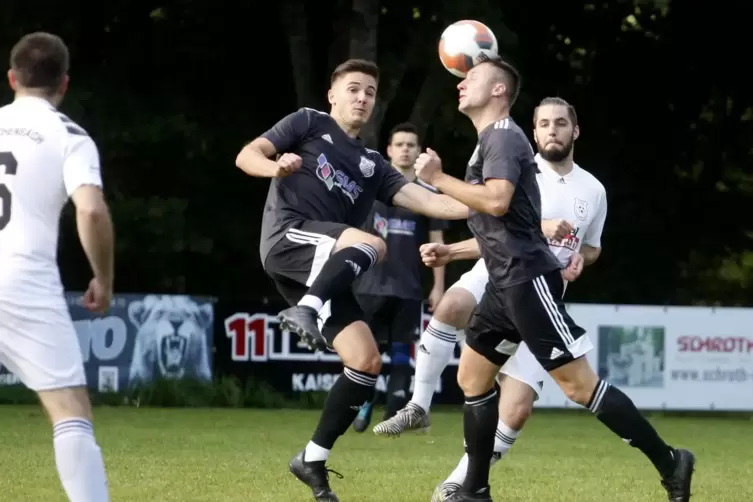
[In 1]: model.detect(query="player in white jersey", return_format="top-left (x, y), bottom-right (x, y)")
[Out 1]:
top-left (369, 98), bottom-right (606, 496)
top-left (0, 33), bottom-right (113, 501)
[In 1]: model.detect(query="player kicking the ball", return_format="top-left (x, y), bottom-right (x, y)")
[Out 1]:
top-left (413, 59), bottom-right (693, 502)
top-left (235, 59), bottom-right (469, 501)
top-left (0, 33), bottom-right (113, 501)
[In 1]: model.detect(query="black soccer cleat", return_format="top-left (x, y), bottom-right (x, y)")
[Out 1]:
top-left (352, 400), bottom-right (373, 433)
top-left (445, 486), bottom-right (493, 502)
top-left (289, 451), bottom-right (343, 502)
top-left (278, 306), bottom-right (328, 352)
top-left (661, 448), bottom-right (695, 502)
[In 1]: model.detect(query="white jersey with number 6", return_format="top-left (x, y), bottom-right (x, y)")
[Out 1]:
top-left (0, 96), bottom-right (102, 302)
top-left (0, 96), bottom-right (101, 391)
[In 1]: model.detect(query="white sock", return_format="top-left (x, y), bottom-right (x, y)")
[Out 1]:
top-left (298, 295), bottom-right (324, 312)
top-left (410, 319), bottom-right (457, 412)
top-left (304, 440), bottom-right (330, 462)
top-left (445, 420), bottom-right (520, 486)
top-left (53, 418), bottom-right (110, 502)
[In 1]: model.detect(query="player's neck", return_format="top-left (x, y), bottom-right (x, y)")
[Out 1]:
top-left (330, 114), bottom-right (361, 138)
top-left (471, 108), bottom-right (510, 134)
top-left (541, 156), bottom-right (575, 176)
top-left (14, 90), bottom-right (60, 108)
top-left (392, 164), bottom-right (415, 181)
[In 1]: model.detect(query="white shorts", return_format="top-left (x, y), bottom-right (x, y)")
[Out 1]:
top-left (449, 259), bottom-right (547, 397)
top-left (0, 298), bottom-right (86, 391)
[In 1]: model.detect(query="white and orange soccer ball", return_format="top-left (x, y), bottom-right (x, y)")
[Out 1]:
top-left (438, 20), bottom-right (499, 78)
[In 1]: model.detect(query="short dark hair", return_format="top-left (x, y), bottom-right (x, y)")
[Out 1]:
top-left (490, 59), bottom-right (521, 107)
top-left (330, 59), bottom-right (379, 85)
top-left (10, 32), bottom-right (69, 92)
top-left (388, 122), bottom-right (420, 145)
top-left (533, 97), bottom-right (578, 126)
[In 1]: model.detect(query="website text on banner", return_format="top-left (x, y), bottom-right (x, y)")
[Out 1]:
top-left (535, 304), bottom-right (753, 411)
top-left (0, 294), bottom-right (215, 392)
top-left (218, 301), bottom-right (753, 412)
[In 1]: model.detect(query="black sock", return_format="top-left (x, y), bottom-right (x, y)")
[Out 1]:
top-left (311, 366), bottom-right (378, 450)
top-left (384, 364), bottom-right (412, 419)
top-left (461, 388), bottom-right (498, 493)
top-left (306, 244), bottom-right (378, 303)
top-left (588, 380), bottom-right (675, 477)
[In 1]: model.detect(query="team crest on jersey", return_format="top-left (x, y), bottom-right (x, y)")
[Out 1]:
top-left (574, 198), bottom-right (588, 221)
top-left (359, 156), bottom-right (375, 178)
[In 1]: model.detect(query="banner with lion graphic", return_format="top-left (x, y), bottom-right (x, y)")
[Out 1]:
top-left (0, 293), bottom-right (215, 392)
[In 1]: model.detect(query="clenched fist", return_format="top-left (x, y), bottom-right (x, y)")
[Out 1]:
top-left (542, 219), bottom-right (574, 241)
top-left (562, 252), bottom-right (584, 282)
top-left (275, 153), bottom-right (302, 177)
top-left (414, 148), bottom-right (443, 185)
top-left (420, 242), bottom-right (451, 268)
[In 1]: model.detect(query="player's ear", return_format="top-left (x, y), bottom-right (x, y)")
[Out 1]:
top-left (327, 88), bottom-right (335, 105)
top-left (573, 125), bottom-right (580, 141)
top-left (7, 70), bottom-right (16, 91)
top-left (386, 143), bottom-right (393, 160)
top-left (59, 74), bottom-right (70, 96)
top-left (492, 82), bottom-right (506, 98)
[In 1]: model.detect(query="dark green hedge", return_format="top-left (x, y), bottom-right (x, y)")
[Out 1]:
top-left (0, 377), bottom-right (329, 409)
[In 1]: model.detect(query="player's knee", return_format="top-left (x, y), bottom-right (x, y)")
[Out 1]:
top-left (37, 386), bottom-right (93, 424)
top-left (549, 357), bottom-right (599, 406)
top-left (498, 392), bottom-right (534, 430)
top-left (433, 289), bottom-right (476, 327)
top-left (347, 349), bottom-right (382, 375)
top-left (457, 361), bottom-right (496, 396)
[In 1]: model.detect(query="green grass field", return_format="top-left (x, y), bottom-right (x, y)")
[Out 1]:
top-left (0, 405), bottom-right (750, 501)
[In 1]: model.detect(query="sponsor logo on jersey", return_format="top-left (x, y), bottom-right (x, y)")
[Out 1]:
top-left (316, 153), bottom-right (363, 202)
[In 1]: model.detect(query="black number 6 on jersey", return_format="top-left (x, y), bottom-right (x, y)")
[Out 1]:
top-left (0, 150), bottom-right (19, 231)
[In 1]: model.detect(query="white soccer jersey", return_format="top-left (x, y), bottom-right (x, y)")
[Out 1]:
top-left (535, 153), bottom-right (607, 267)
top-left (0, 96), bottom-right (102, 301)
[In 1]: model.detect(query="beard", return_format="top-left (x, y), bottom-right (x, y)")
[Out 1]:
top-left (537, 137), bottom-right (574, 162)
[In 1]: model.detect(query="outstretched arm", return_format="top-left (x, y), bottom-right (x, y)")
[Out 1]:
top-left (392, 182), bottom-right (469, 220)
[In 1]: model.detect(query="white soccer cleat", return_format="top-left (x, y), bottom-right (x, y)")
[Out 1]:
top-left (372, 402), bottom-right (431, 437)
top-left (431, 482), bottom-right (461, 501)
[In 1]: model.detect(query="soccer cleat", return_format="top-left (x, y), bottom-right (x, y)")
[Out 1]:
top-left (445, 486), bottom-right (493, 501)
top-left (372, 402), bottom-right (430, 437)
top-left (352, 400), bottom-right (373, 433)
top-left (661, 448), bottom-right (695, 502)
top-left (431, 482), bottom-right (461, 501)
top-left (278, 306), bottom-right (328, 352)
top-left (289, 451), bottom-right (343, 502)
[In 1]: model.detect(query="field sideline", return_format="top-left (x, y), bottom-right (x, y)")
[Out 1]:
top-left (0, 405), bottom-right (749, 501)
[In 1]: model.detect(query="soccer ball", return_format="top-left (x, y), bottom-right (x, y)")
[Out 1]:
top-left (438, 20), bottom-right (499, 78)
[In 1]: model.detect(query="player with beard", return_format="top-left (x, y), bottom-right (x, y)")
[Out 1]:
top-left (412, 59), bottom-right (694, 502)
top-left (372, 97), bottom-right (604, 445)
top-left (235, 59), bottom-right (469, 501)
top-left (426, 97), bottom-right (611, 500)
top-left (352, 122), bottom-right (448, 432)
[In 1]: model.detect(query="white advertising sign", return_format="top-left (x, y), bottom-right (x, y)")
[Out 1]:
top-left (535, 304), bottom-right (753, 411)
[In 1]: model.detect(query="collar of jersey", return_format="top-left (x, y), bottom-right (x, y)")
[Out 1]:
top-left (535, 153), bottom-right (577, 180)
top-left (13, 96), bottom-right (55, 110)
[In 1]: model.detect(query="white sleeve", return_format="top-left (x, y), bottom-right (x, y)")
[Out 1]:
top-left (583, 188), bottom-right (607, 248)
top-left (63, 135), bottom-right (102, 196)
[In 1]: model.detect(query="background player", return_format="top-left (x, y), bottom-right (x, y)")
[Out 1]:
top-left (414, 59), bottom-right (694, 502)
top-left (352, 122), bottom-right (448, 432)
top-left (235, 59), bottom-right (468, 501)
top-left (0, 33), bottom-right (113, 501)
top-left (427, 97), bottom-right (608, 500)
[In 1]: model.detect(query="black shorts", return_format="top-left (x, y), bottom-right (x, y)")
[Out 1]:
top-left (357, 295), bottom-right (422, 345)
top-left (264, 220), bottom-right (365, 343)
top-left (465, 269), bottom-right (589, 371)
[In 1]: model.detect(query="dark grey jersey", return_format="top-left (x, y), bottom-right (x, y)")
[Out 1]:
top-left (258, 108), bottom-right (408, 263)
top-left (465, 118), bottom-right (561, 288)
